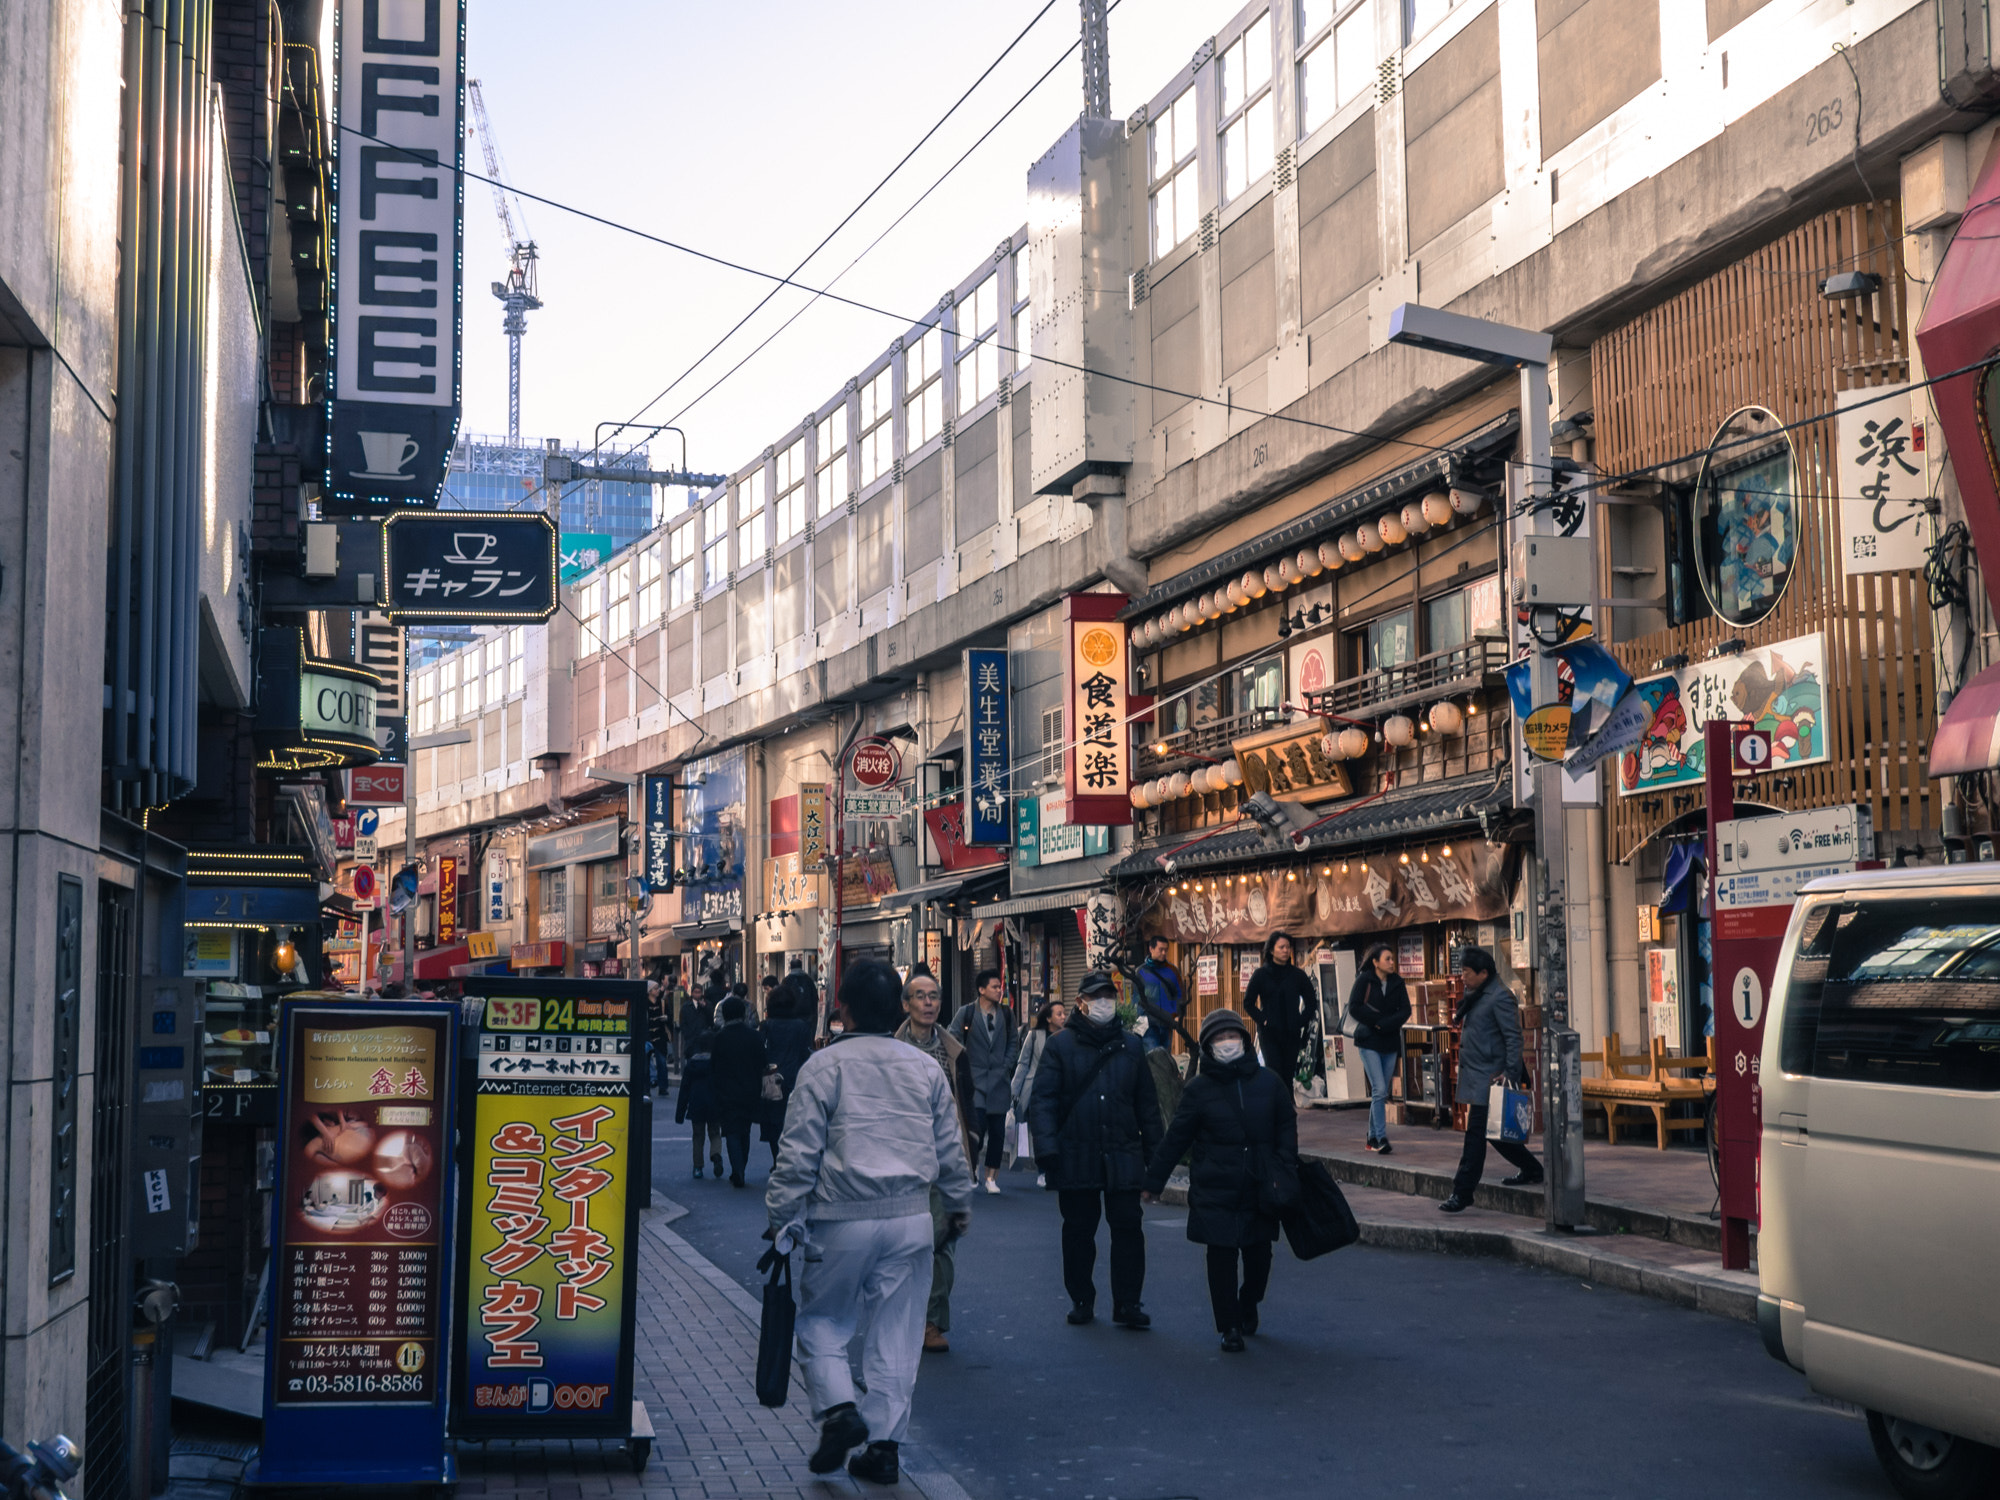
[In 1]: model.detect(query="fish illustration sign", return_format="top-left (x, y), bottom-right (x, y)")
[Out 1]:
top-left (1619, 632), bottom-right (1827, 797)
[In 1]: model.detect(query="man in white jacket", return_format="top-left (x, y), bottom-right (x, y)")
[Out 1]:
top-left (767, 959), bottom-right (974, 1486)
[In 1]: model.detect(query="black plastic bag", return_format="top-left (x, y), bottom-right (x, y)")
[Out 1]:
top-left (1279, 1159), bottom-right (1361, 1260)
top-left (755, 1245), bottom-right (795, 1407)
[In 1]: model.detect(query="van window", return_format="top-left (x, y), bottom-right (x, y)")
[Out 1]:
top-left (1805, 899), bottom-right (2000, 1092)
top-left (1778, 900), bottom-right (1838, 1074)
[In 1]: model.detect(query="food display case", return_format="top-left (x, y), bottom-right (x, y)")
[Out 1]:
top-left (201, 981), bottom-right (279, 1122)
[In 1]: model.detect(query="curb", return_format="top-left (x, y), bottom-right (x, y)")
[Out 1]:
top-left (1300, 1147), bottom-right (1724, 1252)
top-left (1155, 1181), bottom-right (1753, 1324)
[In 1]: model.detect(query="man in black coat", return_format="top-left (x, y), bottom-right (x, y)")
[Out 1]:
top-left (707, 996), bottom-right (769, 1188)
top-left (1027, 971), bottom-right (1163, 1329)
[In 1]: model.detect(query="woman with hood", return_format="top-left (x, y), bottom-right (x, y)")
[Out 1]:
top-left (1243, 929), bottom-right (1317, 1094)
top-left (1142, 1008), bottom-right (1299, 1351)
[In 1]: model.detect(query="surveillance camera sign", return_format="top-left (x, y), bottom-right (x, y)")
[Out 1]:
top-left (326, 0), bottom-right (467, 512)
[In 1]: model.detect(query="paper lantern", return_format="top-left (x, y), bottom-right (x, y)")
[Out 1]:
top-left (1377, 512), bottom-right (1407, 547)
top-left (1176, 604), bottom-right (1194, 631)
top-left (1318, 541), bottom-right (1344, 571)
top-left (1337, 726), bottom-right (1369, 759)
top-left (1242, 569), bottom-right (1267, 599)
top-left (1401, 502), bottom-right (1431, 536)
top-left (1263, 564), bottom-right (1287, 594)
top-left (1450, 485), bottom-right (1482, 516)
top-left (1195, 592), bottom-right (1215, 621)
top-left (1383, 714), bottom-right (1416, 747)
top-left (1166, 771), bottom-right (1191, 799)
top-left (1280, 556), bottom-right (1305, 585)
top-left (1422, 490), bottom-right (1454, 529)
top-left (1298, 548), bottom-right (1324, 578)
top-left (1337, 534), bottom-right (1364, 563)
top-left (1197, 766), bottom-right (1220, 794)
top-left (1130, 784), bottom-right (1153, 809)
top-left (1218, 757), bottom-right (1244, 787)
top-left (1429, 701), bottom-right (1465, 736)
top-left (1226, 580), bottom-right (1249, 608)
top-left (1322, 733), bottom-right (1347, 762)
top-left (1357, 522), bottom-right (1383, 553)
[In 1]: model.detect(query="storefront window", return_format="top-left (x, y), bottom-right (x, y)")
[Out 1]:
top-left (536, 868), bottom-right (567, 940)
top-left (1237, 657), bottom-right (1283, 714)
top-left (1693, 405), bottom-right (1799, 627)
top-left (589, 860), bottom-right (624, 936)
top-left (1354, 609), bottom-right (1414, 673)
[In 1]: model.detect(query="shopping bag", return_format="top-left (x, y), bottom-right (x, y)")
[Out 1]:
top-left (1487, 1079), bottom-right (1534, 1143)
top-left (1279, 1159), bottom-right (1361, 1260)
top-left (754, 1245), bottom-right (795, 1408)
top-left (1016, 1120), bottom-right (1033, 1159)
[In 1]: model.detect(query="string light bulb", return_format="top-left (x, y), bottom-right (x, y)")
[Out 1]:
top-left (1398, 851), bottom-right (1410, 865)
top-left (1420, 849), bottom-right (1431, 864)
top-left (1286, 870), bottom-right (1297, 882)
top-left (1321, 865), bottom-right (1332, 877)
top-left (1442, 843), bottom-right (1454, 858)
top-left (1340, 860), bottom-right (1350, 875)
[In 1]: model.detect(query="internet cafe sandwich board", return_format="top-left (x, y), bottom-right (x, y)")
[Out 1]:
top-left (254, 998), bottom-right (460, 1489)
top-left (450, 977), bottom-right (652, 1465)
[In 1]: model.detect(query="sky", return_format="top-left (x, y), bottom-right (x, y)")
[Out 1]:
top-left (450, 0), bottom-right (1238, 494)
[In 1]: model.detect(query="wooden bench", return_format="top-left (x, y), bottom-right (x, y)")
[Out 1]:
top-left (1580, 1033), bottom-right (1717, 1150)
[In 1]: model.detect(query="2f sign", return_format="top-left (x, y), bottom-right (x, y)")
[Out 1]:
top-left (328, 0), bottom-right (466, 509)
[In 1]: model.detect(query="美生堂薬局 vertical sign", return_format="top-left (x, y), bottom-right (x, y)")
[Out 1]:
top-left (1063, 594), bottom-right (1132, 827)
top-left (453, 980), bottom-right (642, 1439)
top-left (963, 649), bottom-right (1011, 845)
top-left (327, 0), bottom-right (467, 511)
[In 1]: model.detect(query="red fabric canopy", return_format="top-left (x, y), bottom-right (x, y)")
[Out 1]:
top-left (1930, 661), bottom-right (2000, 777)
top-left (1915, 145), bottom-right (2000, 616)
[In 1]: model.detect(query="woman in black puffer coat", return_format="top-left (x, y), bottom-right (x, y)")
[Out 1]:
top-left (1243, 929), bottom-right (1318, 1092)
top-left (1142, 1008), bottom-right (1299, 1352)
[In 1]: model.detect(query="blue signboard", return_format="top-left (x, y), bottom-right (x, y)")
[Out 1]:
top-left (642, 775), bottom-right (675, 891)
top-left (254, 999), bottom-right (460, 1488)
top-left (964, 648), bottom-right (1011, 845)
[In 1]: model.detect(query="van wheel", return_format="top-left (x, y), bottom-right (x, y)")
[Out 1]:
top-left (1866, 1410), bottom-right (2000, 1499)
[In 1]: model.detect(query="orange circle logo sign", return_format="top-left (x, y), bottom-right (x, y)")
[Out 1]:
top-left (1079, 627), bottom-right (1120, 668)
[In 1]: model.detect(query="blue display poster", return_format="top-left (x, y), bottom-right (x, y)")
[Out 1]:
top-left (251, 999), bottom-right (459, 1488)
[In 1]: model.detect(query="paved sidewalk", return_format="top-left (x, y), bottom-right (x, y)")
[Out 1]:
top-left (165, 1202), bottom-right (973, 1500)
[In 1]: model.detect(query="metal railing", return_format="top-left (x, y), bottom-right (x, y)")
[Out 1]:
top-left (1138, 705), bottom-right (1286, 770)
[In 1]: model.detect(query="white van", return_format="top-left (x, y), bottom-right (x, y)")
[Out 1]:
top-left (1759, 867), bottom-right (2000, 1498)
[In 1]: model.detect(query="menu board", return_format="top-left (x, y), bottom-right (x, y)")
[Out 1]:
top-left (453, 979), bottom-right (643, 1439)
top-left (269, 1009), bottom-right (454, 1408)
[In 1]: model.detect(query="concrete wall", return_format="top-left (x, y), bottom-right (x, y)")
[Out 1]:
top-left (0, 0), bottom-right (126, 1447)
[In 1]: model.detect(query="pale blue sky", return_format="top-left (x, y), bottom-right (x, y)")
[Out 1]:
top-left (451, 0), bottom-right (1239, 484)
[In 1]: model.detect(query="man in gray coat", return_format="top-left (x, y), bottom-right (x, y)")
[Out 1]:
top-left (1440, 947), bottom-right (1543, 1212)
top-left (948, 967), bottom-right (1021, 1194)
top-left (769, 960), bottom-right (974, 1486)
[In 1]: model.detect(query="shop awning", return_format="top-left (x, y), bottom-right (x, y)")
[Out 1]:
top-left (674, 920), bottom-right (739, 941)
top-left (877, 869), bottom-right (1007, 912)
top-left (414, 941), bottom-right (474, 980)
top-left (1915, 148), bottom-right (2000, 619)
top-left (977, 886), bottom-right (1100, 918)
top-left (1930, 661), bottom-right (2000, 776)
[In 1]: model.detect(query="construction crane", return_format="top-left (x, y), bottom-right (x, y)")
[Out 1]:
top-left (466, 79), bottom-right (541, 446)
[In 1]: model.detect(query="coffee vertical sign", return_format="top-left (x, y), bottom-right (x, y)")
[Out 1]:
top-left (326, 0), bottom-right (467, 512)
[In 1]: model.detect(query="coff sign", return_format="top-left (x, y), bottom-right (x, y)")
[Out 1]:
top-left (850, 739), bottom-right (900, 790)
top-left (326, 0), bottom-right (467, 511)
top-left (303, 672), bottom-right (380, 740)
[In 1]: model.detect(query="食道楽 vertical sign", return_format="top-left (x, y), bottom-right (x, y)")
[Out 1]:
top-left (327, 0), bottom-right (467, 511)
top-left (453, 978), bottom-right (643, 1439)
top-left (256, 1000), bottom-right (458, 1487)
top-left (963, 648), bottom-right (1011, 845)
top-left (1062, 593), bottom-right (1131, 826)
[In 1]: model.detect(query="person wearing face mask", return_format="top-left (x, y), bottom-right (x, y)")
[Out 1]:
top-left (1243, 930), bottom-right (1316, 1096)
top-left (1027, 971), bottom-right (1163, 1330)
top-left (1142, 1010), bottom-right (1299, 1352)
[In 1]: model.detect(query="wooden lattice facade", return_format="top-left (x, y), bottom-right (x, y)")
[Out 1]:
top-left (1591, 200), bottom-right (1935, 862)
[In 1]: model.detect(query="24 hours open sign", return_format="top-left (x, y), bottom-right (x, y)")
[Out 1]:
top-left (451, 978), bottom-right (645, 1439)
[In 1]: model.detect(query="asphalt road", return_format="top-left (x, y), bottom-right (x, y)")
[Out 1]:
top-left (652, 1123), bottom-right (1886, 1500)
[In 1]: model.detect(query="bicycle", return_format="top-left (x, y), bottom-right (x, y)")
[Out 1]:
top-left (0, 1435), bottom-right (80, 1500)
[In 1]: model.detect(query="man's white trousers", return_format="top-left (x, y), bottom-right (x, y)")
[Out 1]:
top-left (794, 1212), bottom-right (933, 1445)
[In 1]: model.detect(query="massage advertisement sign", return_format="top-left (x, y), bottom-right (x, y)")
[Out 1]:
top-left (1617, 632), bottom-right (1827, 798)
top-left (452, 978), bottom-right (643, 1440)
top-left (258, 1001), bottom-right (458, 1487)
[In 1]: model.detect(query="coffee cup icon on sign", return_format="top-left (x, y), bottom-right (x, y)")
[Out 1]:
top-left (354, 431), bottom-right (420, 479)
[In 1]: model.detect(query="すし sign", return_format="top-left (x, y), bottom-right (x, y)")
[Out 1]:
top-left (1063, 593), bottom-right (1132, 827)
top-left (1618, 632), bottom-right (1827, 797)
top-left (453, 980), bottom-right (642, 1439)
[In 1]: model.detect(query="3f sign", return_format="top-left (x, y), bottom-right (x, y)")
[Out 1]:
top-left (328, 0), bottom-right (466, 511)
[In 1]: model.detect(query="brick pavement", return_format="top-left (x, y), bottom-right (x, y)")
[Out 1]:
top-left (164, 1205), bottom-right (970, 1500)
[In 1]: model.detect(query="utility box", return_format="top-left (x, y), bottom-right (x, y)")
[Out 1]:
top-left (131, 978), bottom-right (201, 1257)
top-left (1029, 117), bottom-right (1134, 495)
top-left (1510, 534), bottom-right (1596, 610)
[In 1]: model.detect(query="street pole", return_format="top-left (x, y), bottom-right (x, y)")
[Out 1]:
top-left (823, 721), bottom-right (864, 1029)
top-left (1386, 303), bottom-right (1585, 1231)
